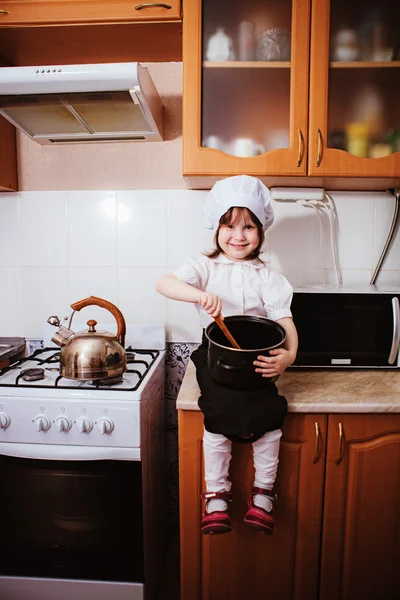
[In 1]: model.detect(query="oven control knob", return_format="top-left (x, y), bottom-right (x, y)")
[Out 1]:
top-left (35, 415), bottom-right (51, 432)
top-left (97, 418), bottom-right (114, 435)
top-left (56, 416), bottom-right (72, 433)
top-left (0, 412), bottom-right (11, 429)
top-left (76, 416), bottom-right (93, 434)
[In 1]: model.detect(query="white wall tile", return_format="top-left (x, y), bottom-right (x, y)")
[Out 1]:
top-left (0, 267), bottom-right (23, 335)
top-left (0, 194), bottom-right (20, 266)
top-left (21, 267), bottom-right (70, 338)
top-left (19, 191), bottom-right (68, 266)
top-left (373, 191), bottom-right (400, 272)
top-left (300, 269), bottom-right (371, 287)
top-left (117, 191), bottom-right (167, 266)
top-left (67, 191), bottom-right (117, 266)
top-left (370, 270), bottom-right (400, 288)
top-left (1, 187), bottom-right (399, 342)
top-left (268, 199), bottom-right (326, 273)
top-left (68, 267), bottom-right (119, 324)
top-left (167, 299), bottom-right (202, 342)
top-left (167, 190), bottom-right (209, 266)
top-left (329, 191), bottom-right (375, 270)
top-left (118, 267), bottom-right (167, 324)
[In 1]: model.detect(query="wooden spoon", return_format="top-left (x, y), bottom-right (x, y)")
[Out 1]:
top-left (214, 315), bottom-right (241, 349)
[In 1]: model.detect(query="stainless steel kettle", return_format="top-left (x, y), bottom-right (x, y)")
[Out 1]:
top-left (49, 296), bottom-right (127, 380)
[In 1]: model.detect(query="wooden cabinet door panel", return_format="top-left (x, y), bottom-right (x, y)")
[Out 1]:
top-left (179, 411), bottom-right (326, 600)
top-left (320, 414), bottom-right (400, 600)
top-left (0, 1), bottom-right (181, 26)
top-left (308, 0), bottom-right (400, 177)
top-left (183, 0), bottom-right (311, 178)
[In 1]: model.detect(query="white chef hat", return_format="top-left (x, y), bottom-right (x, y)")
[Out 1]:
top-left (204, 175), bottom-right (274, 232)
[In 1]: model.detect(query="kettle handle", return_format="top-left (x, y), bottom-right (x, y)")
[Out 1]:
top-left (70, 296), bottom-right (126, 347)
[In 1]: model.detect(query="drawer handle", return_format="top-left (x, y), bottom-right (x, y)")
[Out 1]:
top-left (335, 422), bottom-right (344, 465)
top-left (297, 129), bottom-right (304, 167)
top-left (135, 3), bottom-right (172, 9)
top-left (316, 128), bottom-right (323, 167)
top-left (313, 421), bottom-right (321, 463)
top-left (0, 9), bottom-right (10, 14)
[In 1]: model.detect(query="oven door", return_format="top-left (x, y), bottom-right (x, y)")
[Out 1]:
top-left (0, 453), bottom-right (144, 593)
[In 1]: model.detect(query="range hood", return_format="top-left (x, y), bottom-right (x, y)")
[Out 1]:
top-left (0, 63), bottom-right (163, 145)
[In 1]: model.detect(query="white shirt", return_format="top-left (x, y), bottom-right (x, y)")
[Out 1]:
top-left (173, 254), bottom-right (293, 329)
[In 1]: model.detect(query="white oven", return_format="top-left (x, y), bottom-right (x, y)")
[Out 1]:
top-left (0, 324), bottom-right (166, 600)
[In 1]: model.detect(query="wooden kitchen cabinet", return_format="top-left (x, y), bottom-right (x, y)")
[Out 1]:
top-left (0, 1), bottom-right (182, 67)
top-left (320, 413), bottom-right (400, 600)
top-left (183, 0), bottom-right (400, 186)
top-left (179, 410), bottom-right (400, 600)
top-left (179, 411), bottom-right (326, 600)
top-left (0, 1), bottom-right (181, 26)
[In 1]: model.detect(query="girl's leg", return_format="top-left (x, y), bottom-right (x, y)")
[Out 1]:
top-left (252, 428), bottom-right (282, 512)
top-left (203, 427), bottom-right (232, 512)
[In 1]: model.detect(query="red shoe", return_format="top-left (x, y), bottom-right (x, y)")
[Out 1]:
top-left (243, 487), bottom-right (276, 535)
top-left (200, 491), bottom-right (232, 535)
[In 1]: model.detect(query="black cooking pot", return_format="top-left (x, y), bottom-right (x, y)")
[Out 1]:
top-left (205, 315), bottom-right (286, 389)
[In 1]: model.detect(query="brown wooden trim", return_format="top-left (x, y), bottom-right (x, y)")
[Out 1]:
top-left (0, 21), bottom-right (182, 65)
top-left (0, 0), bottom-right (181, 26)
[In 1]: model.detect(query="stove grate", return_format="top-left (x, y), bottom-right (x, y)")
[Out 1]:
top-left (0, 347), bottom-right (160, 391)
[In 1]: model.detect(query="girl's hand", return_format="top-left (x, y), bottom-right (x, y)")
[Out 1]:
top-left (253, 348), bottom-right (295, 377)
top-left (198, 292), bottom-right (222, 319)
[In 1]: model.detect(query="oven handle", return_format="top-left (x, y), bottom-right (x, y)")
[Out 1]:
top-left (0, 443), bottom-right (140, 461)
top-left (389, 297), bottom-right (400, 365)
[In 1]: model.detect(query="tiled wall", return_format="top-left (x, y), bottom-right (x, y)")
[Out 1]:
top-left (1, 188), bottom-right (399, 341)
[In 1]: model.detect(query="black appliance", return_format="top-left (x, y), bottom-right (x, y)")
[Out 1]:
top-left (290, 291), bottom-right (400, 368)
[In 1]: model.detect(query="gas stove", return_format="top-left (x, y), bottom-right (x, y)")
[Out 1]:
top-left (0, 324), bottom-right (166, 459)
top-left (0, 324), bottom-right (166, 600)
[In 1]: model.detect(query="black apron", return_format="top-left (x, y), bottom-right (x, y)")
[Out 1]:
top-left (191, 333), bottom-right (288, 443)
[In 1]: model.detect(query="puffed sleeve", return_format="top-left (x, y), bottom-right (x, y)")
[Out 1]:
top-left (262, 270), bottom-right (293, 321)
top-left (172, 257), bottom-right (210, 291)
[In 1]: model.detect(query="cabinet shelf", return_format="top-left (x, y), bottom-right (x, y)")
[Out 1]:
top-left (330, 60), bottom-right (400, 68)
top-left (203, 61), bottom-right (291, 69)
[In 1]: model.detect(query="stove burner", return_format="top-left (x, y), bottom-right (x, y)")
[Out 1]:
top-left (20, 368), bottom-right (45, 382)
top-left (93, 375), bottom-right (124, 386)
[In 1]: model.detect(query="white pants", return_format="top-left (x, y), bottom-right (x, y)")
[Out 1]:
top-left (203, 427), bottom-right (282, 493)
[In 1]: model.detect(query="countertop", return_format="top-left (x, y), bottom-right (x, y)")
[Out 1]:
top-left (0, 337), bottom-right (25, 361)
top-left (177, 361), bottom-right (400, 413)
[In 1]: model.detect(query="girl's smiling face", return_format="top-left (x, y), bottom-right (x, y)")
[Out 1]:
top-left (217, 208), bottom-right (261, 261)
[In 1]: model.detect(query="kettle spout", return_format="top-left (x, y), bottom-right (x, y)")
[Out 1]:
top-left (51, 326), bottom-right (74, 347)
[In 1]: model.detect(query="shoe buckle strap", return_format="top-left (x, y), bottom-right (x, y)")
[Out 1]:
top-left (252, 487), bottom-right (277, 501)
top-left (201, 491), bottom-right (232, 502)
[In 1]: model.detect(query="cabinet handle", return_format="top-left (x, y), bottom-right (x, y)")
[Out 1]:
top-left (297, 129), bottom-right (304, 167)
top-left (135, 3), bottom-right (172, 9)
top-left (313, 421), bottom-right (321, 463)
top-left (0, 10), bottom-right (10, 14)
top-left (316, 129), bottom-right (323, 167)
top-left (335, 422), bottom-right (344, 465)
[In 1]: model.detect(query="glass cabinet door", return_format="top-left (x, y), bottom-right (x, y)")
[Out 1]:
top-left (309, 0), bottom-right (400, 177)
top-left (183, 0), bottom-right (311, 178)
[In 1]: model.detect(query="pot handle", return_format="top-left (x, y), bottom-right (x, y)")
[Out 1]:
top-left (217, 359), bottom-right (247, 371)
top-left (70, 296), bottom-right (126, 347)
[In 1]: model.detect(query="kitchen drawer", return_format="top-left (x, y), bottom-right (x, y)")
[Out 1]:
top-left (0, 1), bottom-right (181, 27)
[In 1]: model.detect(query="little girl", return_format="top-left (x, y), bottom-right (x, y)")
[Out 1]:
top-left (157, 175), bottom-right (298, 535)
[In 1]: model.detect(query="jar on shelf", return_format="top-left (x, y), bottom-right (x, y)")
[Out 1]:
top-left (345, 122), bottom-right (369, 157)
top-left (206, 28), bottom-right (235, 62)
top-left (332, 28), bottom-right (360, 61)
